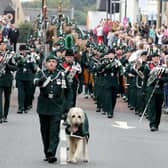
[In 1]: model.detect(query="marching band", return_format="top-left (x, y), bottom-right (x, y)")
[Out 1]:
top-left (0, 13), bottom-right (168, 133)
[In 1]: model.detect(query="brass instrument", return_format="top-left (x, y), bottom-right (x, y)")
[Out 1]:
top-left (132, 58), bottom-right (144, 79)
top-left (147, 65), bottom-right (166, 87)
top-left (140, 65), bottom-right (166, 122)
top-left (0, 50), bottom-right (13, 76)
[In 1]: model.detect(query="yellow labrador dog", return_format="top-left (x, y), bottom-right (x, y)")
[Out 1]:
top-left (66, 107), bottom-right (89, 163)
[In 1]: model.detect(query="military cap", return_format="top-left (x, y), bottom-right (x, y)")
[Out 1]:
top-left (46, 53), bottom-right (57, 62)
top-left (19, 44), bottom-right (28, 51)
top-left (65, 49), bottom-right (74, 56)
top-left (108, 48), bottom-right (116, 54)
top-left (151, 52), bottom-right (160, 57)
top-left (140, 51), bottom-right (148, 56)
top-left (98, 45), bottom-right (105, 53)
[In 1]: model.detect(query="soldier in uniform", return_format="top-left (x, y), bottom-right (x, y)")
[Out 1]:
top-left (81, 44), bottom-right (91, 98)
top-left (34, 54), bottom-right (73, 163)
top-left (101, 48), bottom-right (123, 118)
top-left (143, 53), bottom-right (168, 131)
top-left (0, 48), bottom-right (16, 123)
top-left (62, 49), bottom-right (82, 107)
top-left (15, 45), bottom-right (36, 113)
top-left (134, 51), bottom-right (148, 116)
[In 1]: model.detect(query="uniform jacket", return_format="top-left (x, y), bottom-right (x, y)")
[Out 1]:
top-left (0, 58), bottom-right (17, 87)
top-left (34, 68), bottom-right (73, 118)
top-left (15, 54), bottom-right (36, 82)
top-left (101, 58), bottom-right (122, 88)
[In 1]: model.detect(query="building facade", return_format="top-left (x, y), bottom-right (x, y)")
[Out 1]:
top-left (0, 0), bottom-right (24, 25)
top-left (97, 0), bottom-right (168, 26)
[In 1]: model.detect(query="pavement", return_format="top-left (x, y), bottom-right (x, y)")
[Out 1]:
top-left (0, 88), bottom-right (168, 168)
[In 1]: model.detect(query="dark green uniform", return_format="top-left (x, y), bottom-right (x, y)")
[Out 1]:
top-left (125, 63), bottom-right (137, 110)
top-left (15, 53), bottom-right (36, 113)
top-left (101, 57), bottom-right (123, 118)
top-left (90, 55), bottom-right (104, 112)
top-left (142, 60), bottom-right (168, 131)
top-left (0, 58), bottom-right (17, 122)
top-left (34, 67), bottom-right (73, 159)
top-left (135, 61), bottom-right (146, 116)
top-left (62, 60), bottom-right (82, 107)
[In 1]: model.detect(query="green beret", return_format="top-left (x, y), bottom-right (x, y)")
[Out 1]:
top-left (151, 53), bottom-right (160, 57)
top-left (46, 53), bottom-right (57, 62)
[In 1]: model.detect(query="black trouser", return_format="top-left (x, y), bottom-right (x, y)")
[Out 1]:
top-left (10, 41), bottom-right (17, 52)
top-left (127, 78), bottom-right (136, 108)
top-left (0, 87), bottom-right (12, 119)
top-left (118, 75), bottom-right (125, 95)
top-left (39, 114), bottom-right (60, 158)
top-left (16, 80), bottom-right (32, 111)
top-left (96, 84), bottom-right (104, 109)
top-left (135, 88), bottom-right (145, 113)
top-left (148, 88), bottom-right (164, 128)
top-left (103, 86), bottom-right (117, 115)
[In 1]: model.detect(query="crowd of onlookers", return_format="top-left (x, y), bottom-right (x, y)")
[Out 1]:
top-left (91, 18), bottom-right (168, 114)
top-left (93, 19), bottom-right (168, 47)
top-left (0, 18), bottom-right (19, 51)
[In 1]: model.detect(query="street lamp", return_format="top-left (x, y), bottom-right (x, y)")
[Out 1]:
top-left (125, 0), bottom-right (127, 17)
top-left (159, 0), bottom-right (163, 27)
top-left (106, 0), bottom-right (108, 19)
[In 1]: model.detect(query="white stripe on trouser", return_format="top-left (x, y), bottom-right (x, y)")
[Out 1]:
top-left (60, 120), bottom-right (67, 165)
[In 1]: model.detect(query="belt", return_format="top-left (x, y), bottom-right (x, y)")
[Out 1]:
top-left (40, 93), bottom-right (59, 99)
top-left (19, 68), bottom-right (31, 73)
top-left (103, 73), bottom-right (114, 77)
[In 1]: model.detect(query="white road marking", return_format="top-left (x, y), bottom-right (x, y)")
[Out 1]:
top-left (112, 121), bottom-right (136, 129)
top-left (60, 120), bottom-right (67, 165)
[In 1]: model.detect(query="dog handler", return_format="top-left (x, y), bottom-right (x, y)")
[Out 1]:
top-left (34, 54), bottom-right (73, 163)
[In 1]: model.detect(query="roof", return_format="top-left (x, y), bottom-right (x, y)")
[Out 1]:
top-left (5, 4), bottom-right (15, 12)
top-left (0, 0), bottom-right (14, 14)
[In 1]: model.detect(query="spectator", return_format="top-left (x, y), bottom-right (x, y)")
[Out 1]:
top-left (8, 24), bottom-right (19, 52)
top-left (107, 29), bottom-right (115, 49)
top-left (156, 29), bottom-right (163, 47)
top-left (96, 24), bottom-right (103, 44)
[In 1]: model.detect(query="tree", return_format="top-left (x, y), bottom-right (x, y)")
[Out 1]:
top-left (18, 22), bottom-right (33, 43)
